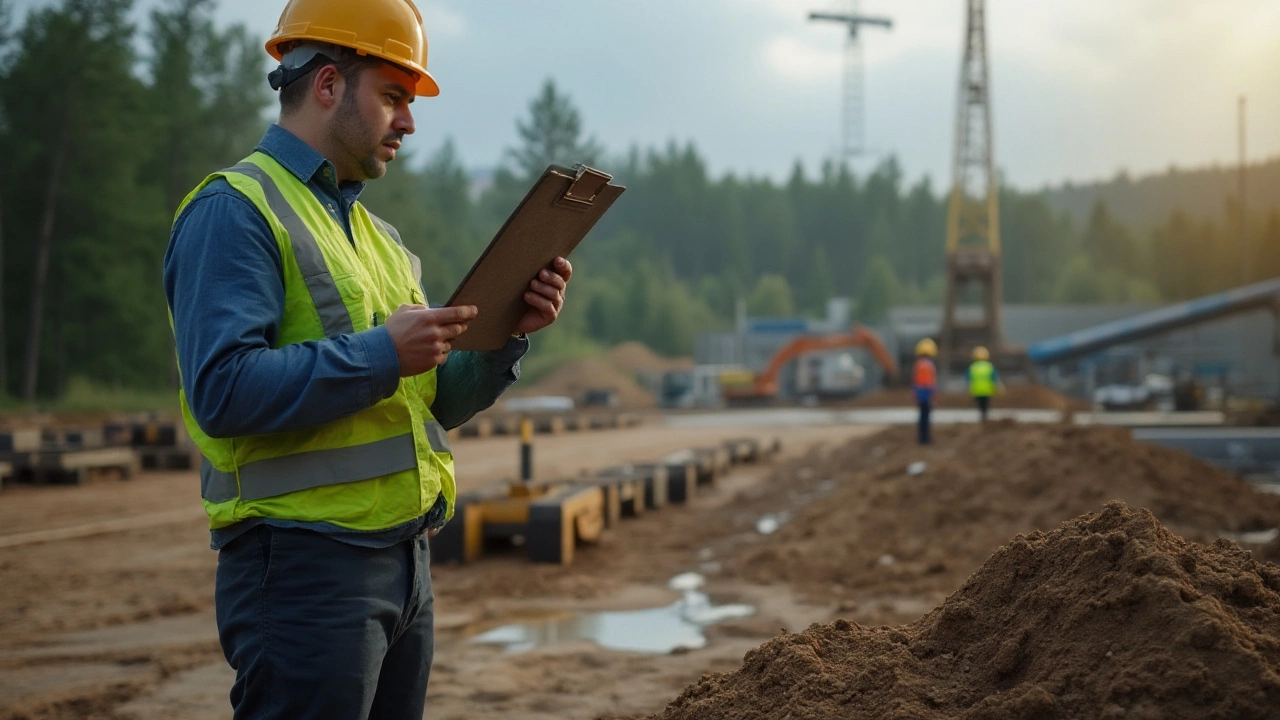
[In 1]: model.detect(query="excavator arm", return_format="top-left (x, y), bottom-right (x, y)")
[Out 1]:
top-left (727, 325), bottom-right (898, 399)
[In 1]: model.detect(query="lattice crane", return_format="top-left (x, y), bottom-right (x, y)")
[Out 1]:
top-left (938, 0), bottom-right (1021, 377)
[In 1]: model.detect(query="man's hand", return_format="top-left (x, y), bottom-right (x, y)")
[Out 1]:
top-left (513, 257), bottom-right (572, 336)
top-left (385, 304), bottom-right (478, 376)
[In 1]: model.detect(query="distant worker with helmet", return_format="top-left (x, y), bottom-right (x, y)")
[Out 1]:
top-left (162, 0), bottom-right (572, 717)
top-left (913, 338), bottom-right (938, 444)
top-left (968, 346), bottom-right (1002, 422)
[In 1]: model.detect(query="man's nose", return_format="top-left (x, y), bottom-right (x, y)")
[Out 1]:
top-left (395, 105), bottom-right (415, 136)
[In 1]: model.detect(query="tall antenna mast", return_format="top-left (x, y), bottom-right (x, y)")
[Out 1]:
top-left (809, 0), bottom-right (892, 157)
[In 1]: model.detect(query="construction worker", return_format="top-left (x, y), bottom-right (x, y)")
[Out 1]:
top-left (162, 1), bottom-right (571, 717)
top-left (968, 346), bottom-right (1000, 422)
top-left (913, 338), bottom-right (938, 444)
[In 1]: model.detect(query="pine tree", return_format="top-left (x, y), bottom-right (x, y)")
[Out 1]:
top-left (857, 255), bottom-right (899, 322)
top-left (507, 79), bottom-right (602, 182)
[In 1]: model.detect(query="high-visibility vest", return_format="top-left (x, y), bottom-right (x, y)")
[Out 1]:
top-left (171, 152), bottom-right (455, 532)
top-left (913, 358), bottom-right (937, 389)
top-left (969, 360), bottom-right (996, 397)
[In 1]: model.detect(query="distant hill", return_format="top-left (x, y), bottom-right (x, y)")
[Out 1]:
top-left (1038, 156), bottom-right (1280, 234)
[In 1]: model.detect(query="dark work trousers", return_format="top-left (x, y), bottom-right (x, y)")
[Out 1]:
top-left (976, 395), bottom-right (991, 423)
top-left (917, 400), bottom-right (932, 444)
top-left (215, 525), bottom-right (434, 720)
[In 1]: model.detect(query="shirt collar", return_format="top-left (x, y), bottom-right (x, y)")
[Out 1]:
top-left (255, 124), bottom-right (365, 201)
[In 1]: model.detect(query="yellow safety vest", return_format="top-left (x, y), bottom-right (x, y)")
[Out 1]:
top-left (969, 360), bottom-right (996, 398)
top-left (171, 152), bottom-right (456, 532)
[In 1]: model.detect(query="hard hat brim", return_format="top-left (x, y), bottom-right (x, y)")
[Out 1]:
top-left (413, 69), bottom-right (439, 97)
top-left (266, 36), bottom-right (440, 98)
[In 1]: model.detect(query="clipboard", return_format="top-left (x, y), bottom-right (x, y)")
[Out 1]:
top-left (445, 164), bottom-right (626, 351)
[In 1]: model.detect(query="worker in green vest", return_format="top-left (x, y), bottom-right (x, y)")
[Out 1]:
top-left (162, 1), bottom-right (572, 717)
top-left (968, 346), bottom-right (1001, 422)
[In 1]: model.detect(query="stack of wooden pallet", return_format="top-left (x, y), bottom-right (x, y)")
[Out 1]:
top-left (455, 410), bottom-right (645, 439)
top-left (104, 417), bottom-right (200, 471)
top-left (0, 424), bottom-right (137, 485)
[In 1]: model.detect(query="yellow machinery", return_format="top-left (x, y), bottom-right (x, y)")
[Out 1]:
top-left (430, 421), bottom-right (770, 565)
top-left (432, 417), bottom-right (608, 565)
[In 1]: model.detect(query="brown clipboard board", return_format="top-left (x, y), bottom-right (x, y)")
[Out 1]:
top-left (445, 164), bottom-right (625, 351)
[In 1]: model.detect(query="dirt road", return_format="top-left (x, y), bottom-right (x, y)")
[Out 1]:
top-left (0, 421), bottom-right (876, 720)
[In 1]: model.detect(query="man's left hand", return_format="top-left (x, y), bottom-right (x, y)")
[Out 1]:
top-left (513, 257), bottom-right (571, 336)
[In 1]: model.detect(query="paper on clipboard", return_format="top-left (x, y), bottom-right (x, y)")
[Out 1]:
top-left (445, 164), bottom-right (625, 351)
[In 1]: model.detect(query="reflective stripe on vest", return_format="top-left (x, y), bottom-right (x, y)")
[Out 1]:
top-left (200, 419), bottom-right (453, 503)
top-left (224, 162), bottom-right (354, 338)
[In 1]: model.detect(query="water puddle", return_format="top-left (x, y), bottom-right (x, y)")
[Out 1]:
top-left (471, 573), bottom-right (754, 654)
top-left (1221, 527), bottom-right (1279, 545)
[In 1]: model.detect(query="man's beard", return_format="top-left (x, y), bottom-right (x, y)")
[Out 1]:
top-left (332, 88), bottom-right (400, 180)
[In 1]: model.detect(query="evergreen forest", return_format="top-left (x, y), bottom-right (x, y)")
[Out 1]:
top-left (1, 0), bottom-right (1277, 401)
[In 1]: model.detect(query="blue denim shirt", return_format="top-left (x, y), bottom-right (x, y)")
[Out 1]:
top-left (164, 124), bottom-right (527, 549)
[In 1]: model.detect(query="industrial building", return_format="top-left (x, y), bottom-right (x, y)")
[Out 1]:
top-left (691, 293), bottom-right (1280, 407)
top-left (889, 302), bottom-right (1279, 403)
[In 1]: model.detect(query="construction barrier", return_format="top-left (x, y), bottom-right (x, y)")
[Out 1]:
top-left (8, 447), bottom-right (138, 485)
top-left (431, 434), bottom-right (776, 566)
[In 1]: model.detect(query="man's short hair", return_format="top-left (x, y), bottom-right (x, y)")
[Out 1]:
top-left (278, 45), bottom-right (384, 115)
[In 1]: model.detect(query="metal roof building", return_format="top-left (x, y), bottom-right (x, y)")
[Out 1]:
top-left (886, 302), bottom-right (1279, 401)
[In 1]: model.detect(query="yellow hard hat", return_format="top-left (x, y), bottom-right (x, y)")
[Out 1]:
top-left (915, 338), bottom-right (938, 357)
top-left (972, 346), bottom-right (990, 361)
top-left (266, 0), bottom-right (440, 98)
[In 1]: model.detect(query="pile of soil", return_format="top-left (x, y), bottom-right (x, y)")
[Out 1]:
top-left (728, 422), bottom-right (1280, 607)
top-left (607, 342), bottom-right (693, 373)
top-left (512, 357), bottom-right (655, 409)
top-left (648, 503), bottom-right (1280, 720)
top-left (850, 384), bottom-right (1089, 412)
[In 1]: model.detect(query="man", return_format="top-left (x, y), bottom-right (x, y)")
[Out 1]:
top-left (913, 338), bottom-right (938, 445)
top-left (162, 1), bottom-right (571, 717)
top-left (968, 346), bottom-right (1000, 423)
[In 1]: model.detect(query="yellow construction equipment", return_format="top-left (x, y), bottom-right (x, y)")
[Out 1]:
top-left (430, 435), bottom-right (771, 565)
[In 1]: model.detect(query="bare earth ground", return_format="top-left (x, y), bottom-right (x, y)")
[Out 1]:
top-left (0, 420), bottom-right (877, 720)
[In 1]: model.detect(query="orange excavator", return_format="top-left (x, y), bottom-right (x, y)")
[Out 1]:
top-left (721, 325), bottom-right (898, 404)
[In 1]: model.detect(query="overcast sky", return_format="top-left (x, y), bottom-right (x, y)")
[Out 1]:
top-left (13, 0), bottom-right (1280, 189)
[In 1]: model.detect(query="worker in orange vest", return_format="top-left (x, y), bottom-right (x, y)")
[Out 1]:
top-left (913, 339), bottom-right (938, 444)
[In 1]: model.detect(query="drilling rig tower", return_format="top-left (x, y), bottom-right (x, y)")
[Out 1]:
top-left (938, 0), bottom-right (1021, 377)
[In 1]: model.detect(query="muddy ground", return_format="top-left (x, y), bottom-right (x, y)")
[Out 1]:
top-left (2, 418), bottom-right (1277, 720)
top-left (643, 503), bottom-right (1280, 720)
top-left (0, 421), bottom-right (872, 720)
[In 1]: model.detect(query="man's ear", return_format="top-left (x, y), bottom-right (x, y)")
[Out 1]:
top-left (312, 65), bottom-right (344, 110)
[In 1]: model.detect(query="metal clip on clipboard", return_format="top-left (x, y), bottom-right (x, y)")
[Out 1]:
top-left (557, 165), bottom-right (613, 209)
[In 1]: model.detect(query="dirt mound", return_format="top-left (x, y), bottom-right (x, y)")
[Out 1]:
top-left (649, 503), bottom-right (1280, 720)
top-left (728, 422), bottom-right (1280, 607)
top-left (606, 342), bottom-right (693, 373)
top-left (850, 384), bottom-right (1088, 411)
top-left (513, 357), bottom-right (655, 408)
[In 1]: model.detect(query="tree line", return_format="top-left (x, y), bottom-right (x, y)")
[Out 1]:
top-left (0, 0), bottom-right (1276, 399)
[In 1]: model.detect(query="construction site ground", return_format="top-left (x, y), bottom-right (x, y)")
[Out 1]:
top-left (0, 419), bottom-right (869, 720)
top-left (3, 413), bottom-right (1279, 719)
